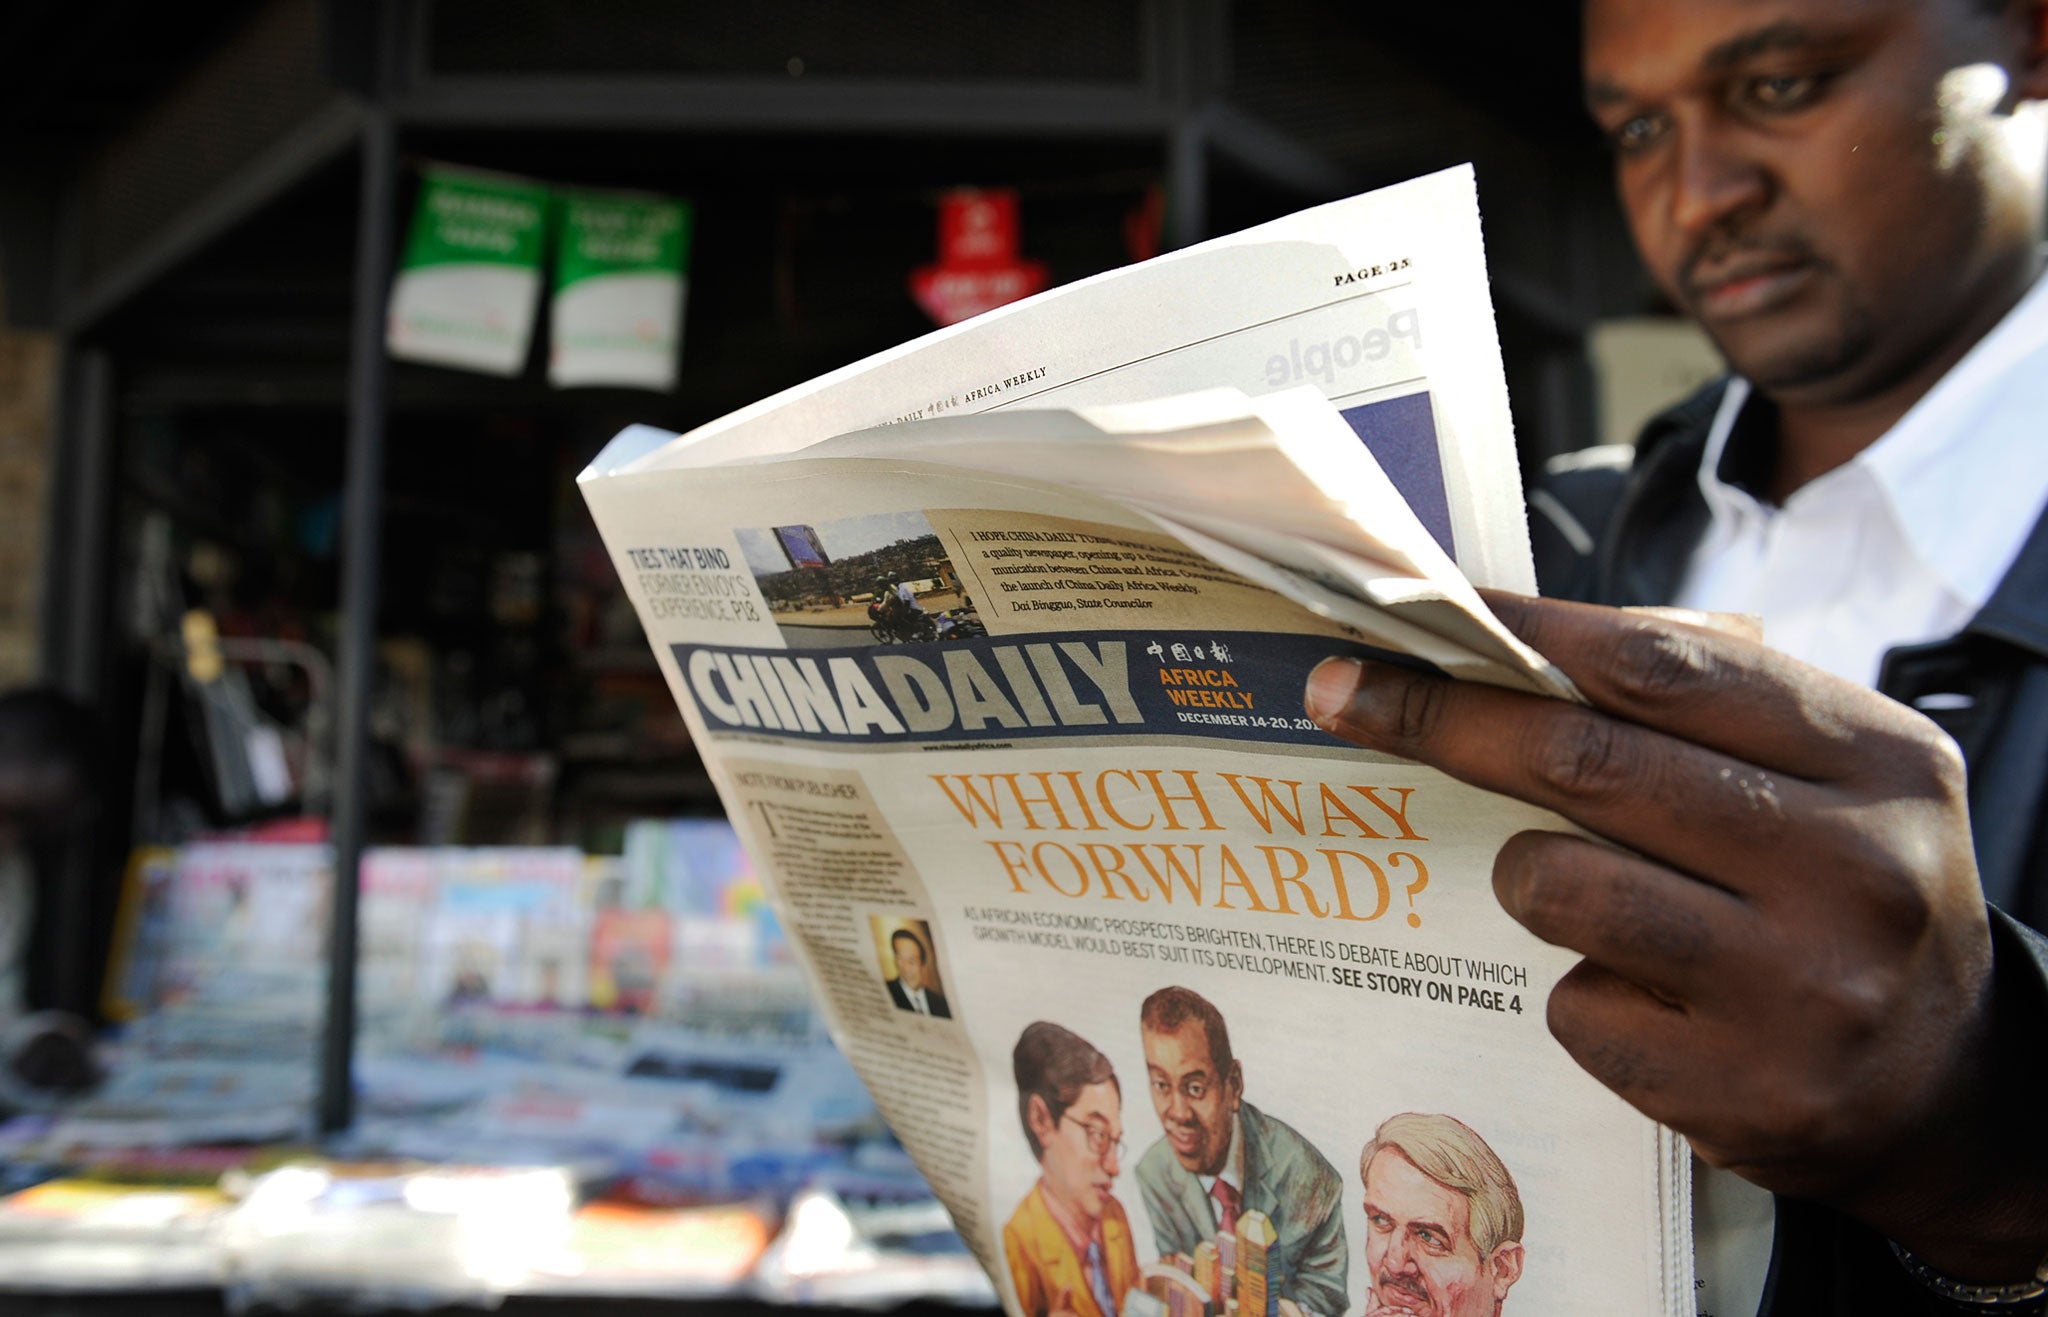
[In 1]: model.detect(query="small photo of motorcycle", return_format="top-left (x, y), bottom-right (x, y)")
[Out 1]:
top-left (866, 581), bottom-right (985, 644)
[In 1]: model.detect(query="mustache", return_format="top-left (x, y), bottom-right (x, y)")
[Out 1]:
top-left (1678, 231), bottom-right (1819, 301)
top-left (1377, 1270), bottom-right (1431, 1303)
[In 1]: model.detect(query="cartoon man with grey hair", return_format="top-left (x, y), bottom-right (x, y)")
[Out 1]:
top-left (1358, 1113), bottom-right (1524, 1317)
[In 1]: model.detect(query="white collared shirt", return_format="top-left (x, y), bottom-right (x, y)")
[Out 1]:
top-left (902, 982), bottom-right (930, 1014)
top-left (1675, 267), bottom-right (2048, 687)
top-left (1674, 267), bottom-right (2048, 1317)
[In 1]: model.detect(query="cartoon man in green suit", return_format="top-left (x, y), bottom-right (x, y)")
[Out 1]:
top-left (1134, 986), bottom-right (1348, 1317)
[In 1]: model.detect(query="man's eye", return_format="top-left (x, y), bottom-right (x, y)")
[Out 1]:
top-left (1609, 113), bottom-right (1666, 155)
top-left (1745, 72), bottom-right (1821, 110)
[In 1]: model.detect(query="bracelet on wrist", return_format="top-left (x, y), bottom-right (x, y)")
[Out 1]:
top-left (1888, 1240), bottom-right (2048, 1311)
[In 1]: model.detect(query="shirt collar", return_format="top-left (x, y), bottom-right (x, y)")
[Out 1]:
top-left (1694, 375), bottom-right (1755, 525)
top-left (1862, 263), bottom-right (2048, 608)
top-left (1698, 262), bottom-right (2048, 611)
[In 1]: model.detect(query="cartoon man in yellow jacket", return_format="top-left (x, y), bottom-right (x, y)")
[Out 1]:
top-left (1004, 1022), bottom-right (1143, 1317)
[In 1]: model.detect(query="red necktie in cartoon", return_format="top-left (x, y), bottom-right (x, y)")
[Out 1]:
top-left (1211, 1178), bottom-right (1240, 1236)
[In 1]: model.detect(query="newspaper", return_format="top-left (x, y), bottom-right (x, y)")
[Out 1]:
top-left (580, 166), bottom-right (1692, 1317)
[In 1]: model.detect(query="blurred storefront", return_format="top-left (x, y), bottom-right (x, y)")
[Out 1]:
top-left (0, 0), bottom-right (1668, 1307)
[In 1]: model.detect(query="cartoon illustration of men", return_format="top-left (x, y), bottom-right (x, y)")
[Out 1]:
top-left (1358, 1113), bottom-right (1524, 1317)
top-left (885, 927), bottom-right (950, 1018)
top-left (1003, 1022), bottom-right (1142, 1317)
top-left (1134, 987), bottom-right (1347, 1317)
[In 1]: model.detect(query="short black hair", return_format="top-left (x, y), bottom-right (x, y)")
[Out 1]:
top-left (1139, 985), bottom-right (1234, 1075)
top-left (890, 928), bottom-right (925, 960)
top-left (1013, 1021), bottom-right (1117, 1159)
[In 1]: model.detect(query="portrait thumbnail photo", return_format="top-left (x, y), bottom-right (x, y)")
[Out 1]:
top-left (870, 915), bottom-right (951, 1019)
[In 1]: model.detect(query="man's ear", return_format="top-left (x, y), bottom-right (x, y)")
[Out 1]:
top-left (1027, 1093), bottom-right (1057, 1148)
top-left (1226, 1059), bottom-right (1245, 1104)
top-left (1489, 1241), bottom-right (1526, 1298)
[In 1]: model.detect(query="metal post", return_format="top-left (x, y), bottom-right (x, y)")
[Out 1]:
top-left (321, 5), bottom-right (398, 1135)
top-left (40, 348), bottom-right (114, 702)
top-left (34, 347), bottom-right (116, 1015)
top-left (1157, 0), bottom-right (1217, 250)
top-left (1168, 121), bottom-right (1208, 252)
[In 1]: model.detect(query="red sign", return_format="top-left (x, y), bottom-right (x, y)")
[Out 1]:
top-left (909, 188), bottom-right (1048, 327)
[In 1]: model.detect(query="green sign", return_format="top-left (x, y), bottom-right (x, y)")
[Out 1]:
top-left (386, 167), bottom-right (549, 376)
top-left (550, 190), bottom-right (694, 390)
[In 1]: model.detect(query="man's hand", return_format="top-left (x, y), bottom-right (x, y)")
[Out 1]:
top-left (1304, 593), bottom-right (2045, 1281)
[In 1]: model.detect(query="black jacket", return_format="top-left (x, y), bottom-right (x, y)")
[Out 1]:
top-left (1531, 380), bottom-right (2048, 1316)
top-left (886, 977), bottom-right (950, 1018)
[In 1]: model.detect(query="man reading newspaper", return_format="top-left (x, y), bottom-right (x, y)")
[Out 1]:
top-left (581, 12), bottom-right (2047, 1301)
top-left (1308, 0), bottom-right (2048, 1312)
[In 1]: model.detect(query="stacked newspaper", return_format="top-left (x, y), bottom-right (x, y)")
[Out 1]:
top-left (581, 166), bottom-right (1692, 1317)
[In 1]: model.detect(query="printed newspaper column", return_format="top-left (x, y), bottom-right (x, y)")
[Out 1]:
top-left (719, 756), bottom-right (996, 1272)
top-left (386, 167), bottom-right (549, 375)
top-left (549, 190), bottom-right (693, 391)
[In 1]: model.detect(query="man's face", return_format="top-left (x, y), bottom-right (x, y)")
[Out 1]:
top-left (1585, 0), bottom-right (2048, 404)
top-left (1037, 1079), bottom-right (1124, 1224)
top-left (1142, 1021), bottom-right (1240, 1176)
top-left (894, 937), bottom-right (927, 992)
top-left (1363, 1151), bottom-right (1522, 1317)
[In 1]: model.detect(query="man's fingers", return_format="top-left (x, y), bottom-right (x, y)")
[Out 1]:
top-left (1477, 590), bottom-right (1931, 783)
top-left (1542, 960), bottom-right (1685, 1107)
top-left (1306, 656), bottom-right (1828, 893)
top-left (1544, 960), bottom-right (1776, 1147)
top-left (1543, 960), bottom-right (1863, 1182)
top-left (1495, 831), bottom-right (1751, 1002)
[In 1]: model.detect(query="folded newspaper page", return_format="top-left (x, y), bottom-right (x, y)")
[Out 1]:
top-left (580, 167), bottom-right (1693, 1317)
